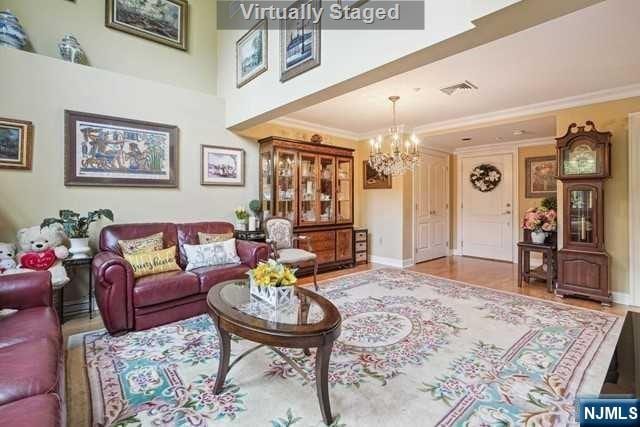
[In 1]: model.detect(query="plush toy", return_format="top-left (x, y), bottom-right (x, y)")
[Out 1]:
top-left (0, 243), bottom-right (17, 273)
top-left (16, 223), bottom-right (70, 286)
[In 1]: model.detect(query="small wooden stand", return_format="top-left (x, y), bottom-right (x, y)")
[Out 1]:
top-left (518, 239), bottom-right (557, 293)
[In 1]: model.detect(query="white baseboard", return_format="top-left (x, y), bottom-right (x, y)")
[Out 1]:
top-left (452, 249), bottom-right (462, 256)
top-left (370, 255), bottom-right (414, 268)
top-left (612, 291), bottom-right (631, 305)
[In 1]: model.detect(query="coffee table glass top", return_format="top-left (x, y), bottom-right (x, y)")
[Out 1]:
top-left (218, 280), bottom-right (325, 325)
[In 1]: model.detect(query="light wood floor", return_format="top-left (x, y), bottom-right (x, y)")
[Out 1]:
top-left (62, 256), bottom-right (630, 426)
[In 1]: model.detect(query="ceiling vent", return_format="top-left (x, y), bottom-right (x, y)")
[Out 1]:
top-left (440, 80), bottom-right (478, 96)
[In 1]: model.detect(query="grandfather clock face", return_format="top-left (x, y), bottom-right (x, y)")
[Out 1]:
top-left (562, 140), bottom-right (598, 176)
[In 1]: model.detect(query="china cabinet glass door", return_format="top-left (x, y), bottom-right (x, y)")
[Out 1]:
top-left (299, 154), bottom-right (318, 225)
top-left (568, 188), bottom-right (595, 244)
top-left (319, 156), bottom-right (335, 223)
top-left (261, 150), bottom-right (273, 220)
top-left (336, 157), bottom-right (353, 223)
top-left (275, 150), bottom-right (296, 223)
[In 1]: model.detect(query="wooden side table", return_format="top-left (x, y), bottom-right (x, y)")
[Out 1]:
top-left (517, 241), bottom-right (557, 293)
top-left (63, 257), bottom-right (94, 321)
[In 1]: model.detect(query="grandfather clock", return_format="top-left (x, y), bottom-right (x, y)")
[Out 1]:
top-left (556, 121), bottom-right (612, 305)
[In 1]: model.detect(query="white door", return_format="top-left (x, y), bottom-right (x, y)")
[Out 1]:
top-left (461, 154), bottom-right (513, 261)
top-left (415, 152), bottom-right (449, 263)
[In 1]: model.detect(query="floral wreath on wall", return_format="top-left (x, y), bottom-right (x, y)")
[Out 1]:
top-left (470, 164), bottom-right (502, 192)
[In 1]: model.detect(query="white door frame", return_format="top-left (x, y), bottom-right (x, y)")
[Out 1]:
top-left (629, 112), bottom-right (640, 306)
top-left (412, 148), bottom-right (451, 264)
top-left (456, 146), bottom-right (519, 262)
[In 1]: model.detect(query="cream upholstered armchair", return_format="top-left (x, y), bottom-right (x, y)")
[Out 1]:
top-left (264, 217), bottom-right (318, 291)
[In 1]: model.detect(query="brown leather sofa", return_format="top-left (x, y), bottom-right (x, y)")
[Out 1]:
top-left (93, 222), bottom-right (269, 335)
top-left (0, 271), bottom-right (64, 426)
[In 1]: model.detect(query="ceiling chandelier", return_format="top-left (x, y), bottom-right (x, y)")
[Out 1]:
top-left (368, 96), bottom-right (420, 177)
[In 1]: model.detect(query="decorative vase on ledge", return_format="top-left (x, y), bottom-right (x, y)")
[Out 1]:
top-left (0, 10), bottom-right (27, 50)
top-left (68, 237), bottom-right (91, 259)
top-left (531, 230), bottom-right (547, 244)
top-left (58, 34), bottom-right (86, 64)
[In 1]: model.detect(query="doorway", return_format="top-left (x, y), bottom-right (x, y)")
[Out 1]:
top-left (460, 153), bottom-right (514, 262)
top-left (414, 150), bottom-right (450, 263)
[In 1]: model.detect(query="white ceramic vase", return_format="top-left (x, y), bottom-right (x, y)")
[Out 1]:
top-left (531, 230), bottom-right (547, 244)
top-left (249, 279), bottom-right (294, 308)
top-left (68, 237), bottom-right (91, 259)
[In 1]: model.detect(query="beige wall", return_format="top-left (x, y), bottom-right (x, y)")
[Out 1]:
top-left (0, 0), bottom-right (217, 94)
top-left (0, 48), bottom-right (258, 244)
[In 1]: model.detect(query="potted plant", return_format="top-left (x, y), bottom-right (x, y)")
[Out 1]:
top-left (247, 259), bottom-right (297, 308)
top-left (42, 209), bottom-right (114, 259)
top-left (234, 206), bottom-right (249, 231)
top-left (521, 206), bottom-right (557, 244)
top-left (248, 199), bottom-right (262, 231)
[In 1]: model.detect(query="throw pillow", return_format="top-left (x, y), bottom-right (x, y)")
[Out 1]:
top-left (118, 232), bottom-right (164, 255)
top-left (124, 246), bottom-right (181, 278)
top-left (183, 238), bottom-right (241, 271)
top-left (198, 232), bottom-right (234, 244)
top-left (0, 308), bottom-right (18, 319)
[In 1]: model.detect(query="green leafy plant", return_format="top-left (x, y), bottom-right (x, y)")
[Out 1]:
top-left (541, 197), bottom-right (557, 211)
top-left (249, 199), bottom-right (262, 216)
top-left (41, 209), bottom-right (114, 238)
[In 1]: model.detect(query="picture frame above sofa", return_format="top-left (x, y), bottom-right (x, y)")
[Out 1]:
top-left (64, 110), bottom-right (179, 188)
top-left (201, 145), bottom-right (245, 186)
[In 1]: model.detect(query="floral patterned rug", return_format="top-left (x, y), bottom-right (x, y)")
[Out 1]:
top-left (80, 269), bottom-right (622, 426)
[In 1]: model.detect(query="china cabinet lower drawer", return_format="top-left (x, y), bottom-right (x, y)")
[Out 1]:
top-left (355, 252), bottom-right (367, 263)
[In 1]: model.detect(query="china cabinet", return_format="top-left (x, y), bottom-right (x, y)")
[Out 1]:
top-left (259, 137), bottom-right (355, 272)
top-left (555, 121), bottom-right (611, 305)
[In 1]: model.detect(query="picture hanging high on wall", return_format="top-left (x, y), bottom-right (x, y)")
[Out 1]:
top-left (236, 19), bottom-right (268, 88)
top-left (64, 110), bottom-right (178, 188)
top-left (0, 117), bottom-right (33, 170)
top-left (106, 0), bottom-right (188, 51)
top-left (525, 155), bottom-right (557, 198)
top-left (280, 0), bottom-right (321, 82)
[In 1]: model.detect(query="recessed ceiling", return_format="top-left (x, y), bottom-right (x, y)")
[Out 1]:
top-left (282, 0), bottom-right (640, 136)
top-left (424, 116), bottom-right (556, 152)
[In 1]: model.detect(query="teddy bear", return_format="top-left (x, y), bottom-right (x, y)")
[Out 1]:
top-left (16, 223), bottom-right (70, 286)
top-left (0, 242), bottom-right (17, 273)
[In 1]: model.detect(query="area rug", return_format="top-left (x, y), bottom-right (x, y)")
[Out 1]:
top-left (81, 269), bottom-right (622, 426)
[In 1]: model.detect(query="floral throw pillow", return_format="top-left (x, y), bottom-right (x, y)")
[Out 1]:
top-left (118, 232), bottom-right (163, 255)
top-left (198, 232), bottom-right (234, 245)
top-left (183, 239), bottom-right (241, 271)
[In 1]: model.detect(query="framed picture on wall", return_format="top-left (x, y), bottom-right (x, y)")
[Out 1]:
top-left (64, 110), bottom-right (179, 187)
top-left (363, 160), bottom-right (391, 189)
top-left (236, 19), bottom-right (268, 88)
top-left (105, 0), bottom-right (188, 51)
top-left (201, 145), bottom-right (245, 186)
top-left (0, 117), bottom-right (33, 170)
top-left (525, 155), bottom-right (557, 198)
top-left (280, 0), bottom-right (321, 82)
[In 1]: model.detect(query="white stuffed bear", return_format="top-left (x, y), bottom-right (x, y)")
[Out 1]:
top-left (0, 243), bottom-right (17, 273)
top-left (16, 223), bottom-right (70, 286)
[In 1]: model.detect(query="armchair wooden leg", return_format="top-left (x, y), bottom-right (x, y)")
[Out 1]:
top-left (313, 259), bottom-right (319, 291)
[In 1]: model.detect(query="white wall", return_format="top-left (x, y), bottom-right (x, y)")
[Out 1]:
top-left (218, 0), bottom-right (521, 128)
top-left (0, 48), bottom-right (259, 243)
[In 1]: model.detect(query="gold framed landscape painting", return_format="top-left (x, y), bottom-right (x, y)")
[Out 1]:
top-left (525, 155), bottom-right (557, 198)
top-left (0, 117), bottom-right (33, 170)
top-left (106, 0), bottom-right (188, 51)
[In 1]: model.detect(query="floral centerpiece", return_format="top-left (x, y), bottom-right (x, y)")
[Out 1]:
top-left (521, 207), bottom-right (557, 244)
top-left (234, 206), bottom-right (249, 231)
top-left (248, 259), bottom-right (297, 307)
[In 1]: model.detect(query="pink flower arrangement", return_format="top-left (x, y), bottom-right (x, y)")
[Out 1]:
top-left (521, 207), bottom-right (557, 232)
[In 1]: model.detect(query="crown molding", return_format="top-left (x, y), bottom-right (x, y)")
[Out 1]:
top-left (269, 117), bottom-right (361, 141)
top-left (413, 83), bottom-right (640, 136)
top-left (453, 136), bottom-right (555, 154)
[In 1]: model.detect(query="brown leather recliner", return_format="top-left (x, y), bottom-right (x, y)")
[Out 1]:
top-left (92, 222), bottom-right (269, 335)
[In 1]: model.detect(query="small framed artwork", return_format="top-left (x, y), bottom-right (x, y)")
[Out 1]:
top-left (236, 19), bottom-right (268, 88)
top-left (201, 145), bottom-right (245, 186)
top-left (0, 117), bottom-right (33, 170)
top-left (105, 0), bottom-right (188, 51)
top-left (363, 160), bottom-right (391, 189)
top-left (525, 155), bottom-right (557, 198)
top-left (64, 110), bottom-right (178, 187)
top-left (280, 0), bottom-right (321, 82)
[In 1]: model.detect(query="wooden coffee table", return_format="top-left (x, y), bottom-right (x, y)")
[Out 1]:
top-left (206, 280), bottom-right (342, 425)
